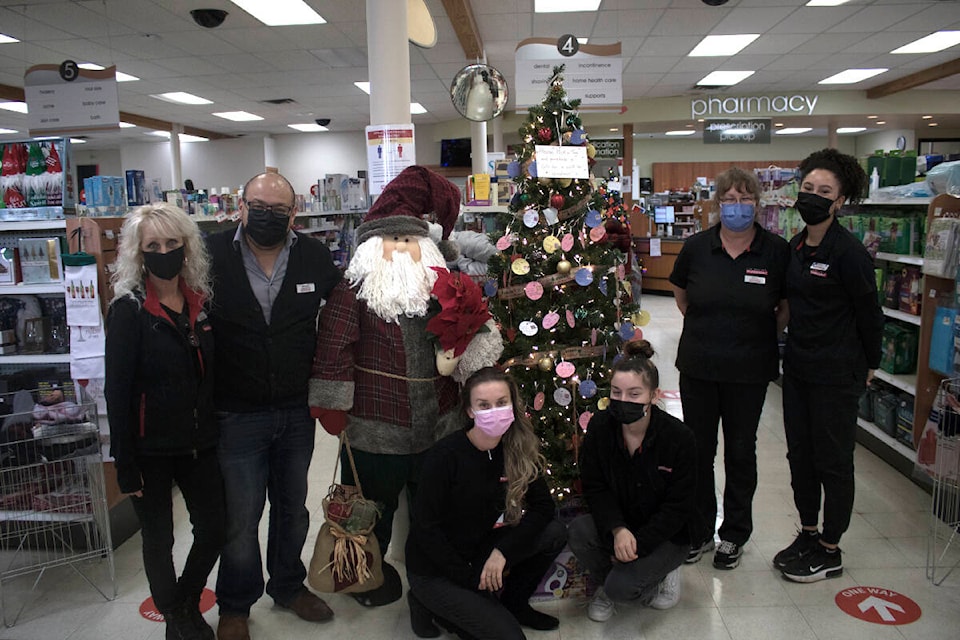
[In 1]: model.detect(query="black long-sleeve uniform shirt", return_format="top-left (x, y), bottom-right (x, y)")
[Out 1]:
top-left (405, 429), bottom-right (556, 589)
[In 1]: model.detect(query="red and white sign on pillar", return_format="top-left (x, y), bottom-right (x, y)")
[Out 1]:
top-left (835, 586), bottom-right (921, 625)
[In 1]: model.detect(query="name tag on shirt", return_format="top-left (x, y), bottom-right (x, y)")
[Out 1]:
top-left (810, 262), bottom-right (830, 278)
top-left (296, 283), bottom-right (316, 294)
top-left (744, 275), bottom-right (766, 285)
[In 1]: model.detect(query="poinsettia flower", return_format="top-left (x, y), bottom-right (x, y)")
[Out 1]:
top-left (427, 267), bottom-right (492, 356)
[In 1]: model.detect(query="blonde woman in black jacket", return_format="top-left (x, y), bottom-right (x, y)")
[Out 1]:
top-left (105, 203), bottom-right (223, 640)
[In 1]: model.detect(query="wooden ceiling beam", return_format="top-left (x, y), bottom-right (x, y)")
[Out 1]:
top-left (867, 57), bottom-right (960, 99)
top-left (440, 0), bottom-right (483, 60)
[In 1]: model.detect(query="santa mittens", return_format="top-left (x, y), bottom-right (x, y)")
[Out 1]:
top-left (312, 408), bottom-right (348, 436)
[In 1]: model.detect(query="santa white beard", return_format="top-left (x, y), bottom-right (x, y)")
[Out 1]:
top-left (346, 235), bottom-right (448, 323)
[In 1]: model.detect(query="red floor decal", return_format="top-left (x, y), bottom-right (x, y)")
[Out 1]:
top-left (835, 586), bottom-right (921, 625)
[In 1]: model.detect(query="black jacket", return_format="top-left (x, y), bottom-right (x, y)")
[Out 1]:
top-left (206, 230), bottom-right (340, 412)
top-left (785, 219), bottom-right (884, 385)
top-left (579, 406), bottom-right (696, 557)
top-left (405, 430), bottom-right (556, 589)
top-left (105, 280), bottom-right (216, 493)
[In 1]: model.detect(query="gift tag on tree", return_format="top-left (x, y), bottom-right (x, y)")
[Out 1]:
top-left (519, 320), bottom-right (539, 336)
top-left (484, 279), bottom-right (498, 297)
top-left (566, 309), bottom-right (576, 328)
top-left (598, 278), bottom-right (608, 296)
top-left (533, 391), bottom-right (545, 410)
top-left (511, 258), bottom-right (530, 275)
top-left (543, 207), bottom-right (560, 225)
top-left (543, 235), bottom-right (560, 254)
top-left (585, 209), bottom-right (603, 228)
top-left (542, 311), bottom-right (560, 330)
top-left (575, 268), bottom-right (593, 286)
top-left (589, 225), bottom-right (606, 242)
top-left (579, 411), bottom-right (593, 431)
top-left (554, 387), bottom-right (572, 407)
top-left (561, 233), bottom-right (574, 252)
top-left (556, 361), bottom-right (575, 378)
top-left (496, 234), bottom-right (513, 251)
top-left (579, 379), bottom-right (597, 398)
top-left (523, 210), bottom-right (540, 228)
top-left (618, 321), bottom-right (635, 341)
top-left (525, 281), bottom-right (544, 300)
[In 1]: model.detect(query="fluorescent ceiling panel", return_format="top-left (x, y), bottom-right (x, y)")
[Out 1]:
top-left (148, 130), bottom-right (171, 138)
top-left (69, 138), bottom-right (87, 144)
top-left (78, 63), bottom-right (139, 82)
top-left (354, 81), bottom-right (371, 94)
top-left (697, 70), bottom-right (755, 86)
top-left (0, 34), bottom-right (19, 44)
top-left (836, 127), bottom-right (866, 134)
top-left (153, 92), bottom-right (213, 105)
top-left (891, 31), bottom-right (960, 54)
top-left (819, 68), bottom-right (887, 84)
top-left (534, 0), bottom-right (602, 13)
top-left (0, 101), bottom-right (28, 113)
top-left (288, 123), bottom-right (328, 132)
top-left (179, 134), bottom-right (209, 142)
top-left (775, 128), bottom-right (812, 135)
top-left (0, 128), bottom-right (18, 134)
top-left (229, 0), bottom-right (325, 26)
top-left (688, 34), bottom-right (759, 57)
top-left (212, 111), bottom-right (264, 121)
top-left (410, 102), bottom-right (427, 115)
top-left (665, 130), bottom-right (696, 136)
top-left (119, 121), bottom-right (137, 128)
top-left (806, 0), bottom-right (851, 6)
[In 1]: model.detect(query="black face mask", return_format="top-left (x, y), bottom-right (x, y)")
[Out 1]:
top-left (143, 245), bottom-right (185, 280)
top-left (245, 209), bottom-right (290, 248)
top-left (609, 398), bottom-right (648, 425)
top-left (795, 191), bottom-right (836, 226)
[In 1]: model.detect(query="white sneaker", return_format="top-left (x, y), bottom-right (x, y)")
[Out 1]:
top-left (587, 587), bottom-right (615, 622)
top-left (649, 567), bottom-right (681, 610)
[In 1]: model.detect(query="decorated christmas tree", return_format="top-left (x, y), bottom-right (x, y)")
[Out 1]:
top-left (484, 65), bottom-right (641, 500)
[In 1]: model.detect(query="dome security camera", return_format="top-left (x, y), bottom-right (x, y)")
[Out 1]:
top-left (701, 0), bottom-right (729, 5)
top-left (190, 9), bottom-right (228, 28)
top-left (315, 118), bottom-right (331, 127)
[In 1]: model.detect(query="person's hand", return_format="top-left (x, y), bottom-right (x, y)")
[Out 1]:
top-left (312, 408), bottom-right (347, 435)
top-left (478, 548), bottom-right (506, 591)
top-left (612, 527), bottom-right (638, 563)
top-left (866, 369), bottom-right (876, 387)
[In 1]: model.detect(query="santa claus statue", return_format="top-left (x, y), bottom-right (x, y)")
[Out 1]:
top-left (309, 165), bottom-right (501, 607)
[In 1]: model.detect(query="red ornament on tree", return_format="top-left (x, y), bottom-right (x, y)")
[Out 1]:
top-left (537, 127), bottom-right (553, 142)
top-left (550, 193), bottom-right (565, 209)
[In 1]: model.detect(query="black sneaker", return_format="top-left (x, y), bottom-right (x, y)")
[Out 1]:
top-left (780, 544), bottom-right (842, 583)
top-left (713, 540), bottom-right (742, 569)
top-left (773, 529), bottom-right (820, 570)
top-left (685, 538), bottom-right (716, 564)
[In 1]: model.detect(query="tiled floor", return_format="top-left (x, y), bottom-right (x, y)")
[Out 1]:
top-left (2, 294), bottom-right (960, 639)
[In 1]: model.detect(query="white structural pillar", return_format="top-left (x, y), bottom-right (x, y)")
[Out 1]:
top-left (169, 123), bottom-right (183, 191)
top-left (471, 120), bottom-right (488, 175)
top-left (490, 115), bottom-right (504, 153)
top-left (366, 0), bottom-right (411, 127)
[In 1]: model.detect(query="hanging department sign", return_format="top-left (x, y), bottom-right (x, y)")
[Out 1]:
top-left (592, 139), bottom-right (624, 159)
top-left (691, 94), bottom-right (819, 119)
top-left (515, 37), bottom-right (622, 110)
top-left (703, 119), bottom-right (771, 144)
top-left (24, 61), bottom-right (120, 136)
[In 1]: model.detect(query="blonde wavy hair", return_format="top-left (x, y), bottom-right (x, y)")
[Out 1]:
top-left (111, 202), bottom-right (212, 304)
top-left (461, 367), bottom-right (546, 526)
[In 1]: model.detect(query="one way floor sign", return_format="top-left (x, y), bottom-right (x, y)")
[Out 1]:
top-left (835, 586), bottom-right (921, 625)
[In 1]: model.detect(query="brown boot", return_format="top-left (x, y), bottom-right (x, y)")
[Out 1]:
top-left (278, 589), bottom-right (334, 622)
top-left (216, 613), bottom-right (250, 640)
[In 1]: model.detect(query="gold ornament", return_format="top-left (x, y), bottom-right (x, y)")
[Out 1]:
top-left (597, 397), bottom-right (610, 410)
top-left (586, 143), bottom-right (596, 159)
top-left (556, 259), bottom-right (572, 274)
top-left (557, 177), bottom-right (572, 188)
top-left (632, 310), bottom-right (651, 327)
top-left (538, 356), bottom-right (555, 372)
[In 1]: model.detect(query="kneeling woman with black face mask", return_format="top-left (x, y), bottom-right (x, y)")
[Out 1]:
top-left (569, 340), bottom-right (697, 622)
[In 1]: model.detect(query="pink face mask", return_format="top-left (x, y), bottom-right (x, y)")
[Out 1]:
top-left (473, 405), bottom-right (514, 437)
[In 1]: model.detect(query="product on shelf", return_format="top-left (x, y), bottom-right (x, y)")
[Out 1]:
top-left (880, 321), bottom-right (918, 375)
top-left (18, 238), bottom-right (63, 284)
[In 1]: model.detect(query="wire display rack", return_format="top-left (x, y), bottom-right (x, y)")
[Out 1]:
top-left (926, 377), bottom-right (960, 586)
top-left (0, 385), bottom-right (116, 626)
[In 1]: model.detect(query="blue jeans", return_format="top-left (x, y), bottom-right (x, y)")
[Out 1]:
top-left (215, 407), bottom-right (315, 615)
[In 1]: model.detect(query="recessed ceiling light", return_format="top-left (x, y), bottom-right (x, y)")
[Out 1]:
top-left (665, 130), bottom-right (696, 136)
top-left (229, 0), bottom-right (325, 26)
top-left (69, 138), bottom-right (87, 144)
top-left (867, 115), bottom-right (878, 119)
top-left (0, 101), bottom-right (27, 113)
top-left (891, 30), bottom-right (960, 54)
top-left (212, 111), bottom-right (263, 121)
top-left (775, 123), bottom-right (784, 127)
top-left (179, 133), bottom-right (209, 142)
top-left (609, 128), bottom-right (619, 132)
top-left (689, 34), bottom-right (760, 57)
top-left (0, 128), bottom-right (18, 134)
top-left (577, 38), bottom-right (588, 44)
top-left (148, 130), bottom-right (171, 138)
top-left (806, 0), bottom-right (851, 6)
top-left (819, 68), bottom-right (887, 84)
top-left (153, 92), bottom-right (213, 105)
top-left (929, 122), bottom-right (939, 126)
top-left (534, 0), bottom-right (601, 13)
top-left (686, 124), bottom-right (694, 128)
top-left (775, 128), bottom-right (812, 135)
top-left (116, 71), bottom-right (140, 82)
top-left (697, 70), bottom-right (755, 86)
top-left (876, 121), bottom-right (886, 125)
top-left (119, 121), bottom-right (137, 128)
top-left (836, 127), bottom-right (866, 134)
top-left (288, 123), bottom-right (328, 132)
top-left (410, 102), bottom-right (427, 115)
top-left (354, 81), bottom-right (371, 94)
top-left (922, 115), bottom-right (933, 119)
top-left (0, 33), bottom-right (20, 44)
top-left (697, 118), bottom-right (704, 123)
top-left (76, 63), bottom-right (138, 81)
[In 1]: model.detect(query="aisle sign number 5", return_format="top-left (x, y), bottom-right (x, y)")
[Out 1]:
top-left (557, 34), bottom-right (579, 57)
top-left (59, 60), bottom-right (79, 82)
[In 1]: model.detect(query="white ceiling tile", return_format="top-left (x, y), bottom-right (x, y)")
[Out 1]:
top-left (205, 53), bottom-right (277, 74)
top-left (828, 4), bottom-right (926, 34)
top-left (761, 53), bottom-right (833, 72)
top-left (710, 6), bottom-right (796, 35)
top-left (895, 4), bottom-right (960, 32)
top-left (636, 35), bottom-right (701, 57)
top-left (768, 7), bottom-right (861, 35)
top-left (154, 56), bottom-right (228, 76)
top-left (648, 8), bottom-right (727, 37)
top-left (747, 33), bottom-right (816, 56)
top-left (624, 56), bottom-right (678, 74)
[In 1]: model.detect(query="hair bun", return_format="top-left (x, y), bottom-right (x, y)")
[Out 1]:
top-left (623, 339), bottom-right (654, 360)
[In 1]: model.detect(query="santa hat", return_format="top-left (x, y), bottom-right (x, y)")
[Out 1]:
top-left (356, 165), bottom-right (461, 261)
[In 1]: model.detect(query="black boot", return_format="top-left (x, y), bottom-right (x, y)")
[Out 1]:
top-left (407, 591), bottom-right (440, 638)
top-left (163, 605), bottom-right (201, 640)
top-left (182, 598), bottom-right (214, 640)
top-left (352, 561), bottom-right (403, 607)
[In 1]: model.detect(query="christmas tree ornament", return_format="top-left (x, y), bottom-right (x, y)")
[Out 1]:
top-left (630, 328), bottom-right (643, 342)
top-left (519, 320), bottom-right (539, 336)
top-left (566, 309), bottom-right (576, 328)
top-left (528, 161), bottom-right (538, 178)
top-left (632, 309), bottom-right (651, 327)
top-left (511, 258), bottom-right (530, 275)
top-left (557, 177), bottom-right (572, 188)
top-left (538, 356), bottom-right (555, 372)
top-left (560, 233), bottom-right (574, 252)
top-left (495, 234), bottom-right (513, 251)
top-left (542, 311), bottom-right (560, 329)
top-left (507, 161), bottom-right (521, 178)
top-left (575, 307), bottom-right (588, 320)
top-left (556, 259), bottom-right (572, 274)
top-left (550, 193), bottom-right (565, 209)
top-left (578, 411), bottom-right (593, 430)
top-left (523, 210), bottom-right (539, 228)
top-left (579, 379), bottom-right (598, 398)
top-left (506, 326), bottom-right (517, 343)
top-left (553, 387), bottom-right (572, 407)
top-left (586, 143), bottom-right (596, 159)
top-left (598, 278), bottom-right (608, 295)
top-left (556, 361), bottom-right (575, 378)
top-left (524, 281), bottom-right (544, 300)
top-left (618, 321), bottom-right (635, 341)
top-left (575, 268), bottom-right (594, 286)
top-left (483, 280), bottom-right (498, 297)
top-left (537, 127), bottom-right (552, 142)
top-left (520, 192), bottom-right (532, 205)
top-left (589, 225), bottom-right (606, 242)
top-left (585, 209), bottom-right (603, 228)
top-left (597, 397), bottom-right (610, 410)
top-left (533, 391), bottom-right (545, 411)
top-left (543, 235), bottom-right (561, 253)
top-left (570, 129), bottom-right (585, 145)
top-left (510, 192), bottom-right (523, 209)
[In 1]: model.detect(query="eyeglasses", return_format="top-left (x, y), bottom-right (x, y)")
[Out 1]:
top-left (719, 196), bottom-right (756, 205)
top-left (244, 199), bottom-right (293, 218)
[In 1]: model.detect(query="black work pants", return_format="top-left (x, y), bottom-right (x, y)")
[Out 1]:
top-left (781, 372), bottom-right (861, 545)
top-left (680, 374), bottom-right (768, 546)
top-left (132, 448), bottom-right (226, 613)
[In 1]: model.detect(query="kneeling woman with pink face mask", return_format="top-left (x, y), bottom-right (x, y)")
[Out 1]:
top-left (405, 367), bottom-right (567, 639)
